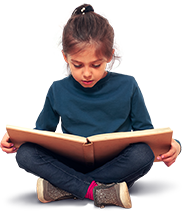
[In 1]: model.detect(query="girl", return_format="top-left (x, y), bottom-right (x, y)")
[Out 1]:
top-left (1, 4), bottom-right (181, 209)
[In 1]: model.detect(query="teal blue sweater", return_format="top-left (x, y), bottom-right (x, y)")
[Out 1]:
top-left (35, 72), bottom-right (154, 137)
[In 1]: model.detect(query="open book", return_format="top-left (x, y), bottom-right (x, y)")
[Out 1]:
top-left (6, 125), bottom-right (172, 167)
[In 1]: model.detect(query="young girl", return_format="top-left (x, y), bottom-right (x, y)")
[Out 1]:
top-left (1, 4), bottom-right (181, 209)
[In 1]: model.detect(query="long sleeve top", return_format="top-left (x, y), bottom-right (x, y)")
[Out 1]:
top-left (35, 72), bottom-right (154, 137)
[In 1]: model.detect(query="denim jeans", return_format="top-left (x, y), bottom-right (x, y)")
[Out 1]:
top-left (16, 142), bottom-right (155, 199)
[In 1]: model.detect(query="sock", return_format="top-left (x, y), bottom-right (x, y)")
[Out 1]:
top-left (85, 181), bottom-right (98, 200)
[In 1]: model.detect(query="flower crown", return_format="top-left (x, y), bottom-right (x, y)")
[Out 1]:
top-left (53, 5), bottom-right (123, 76)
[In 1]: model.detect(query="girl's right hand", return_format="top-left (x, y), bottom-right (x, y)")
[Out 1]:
top-left (0, 133), bottom-right (18, 153)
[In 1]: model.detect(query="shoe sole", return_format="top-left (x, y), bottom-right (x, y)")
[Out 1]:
top-left (37, 178), bottom-right (51, 203)
top-left (119, 182), bottom-right (132, 208)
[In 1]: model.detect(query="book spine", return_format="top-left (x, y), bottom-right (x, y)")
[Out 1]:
top-left (83, 139), bottom-right (95, 168)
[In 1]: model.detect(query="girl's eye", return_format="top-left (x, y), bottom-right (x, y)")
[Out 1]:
top-left (92, 64), bottom-right (101, 68)
top-left (73, 64), bottom-right (82, 68)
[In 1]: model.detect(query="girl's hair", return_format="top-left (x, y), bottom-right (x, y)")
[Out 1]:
top-left (61, 4), bottom-right (120, 70)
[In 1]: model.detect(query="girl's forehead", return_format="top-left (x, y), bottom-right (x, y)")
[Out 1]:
top-left (68, 45), bottom-right (106, 62)
top-left (70, 51), bottom-right (104, 63)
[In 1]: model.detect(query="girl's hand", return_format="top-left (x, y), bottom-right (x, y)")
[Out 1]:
top-left (0, 133), bottom-right (18, 153)
top-left (157, 139), bottom-right (181, 167)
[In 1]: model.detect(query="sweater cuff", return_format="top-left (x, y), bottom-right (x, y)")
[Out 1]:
top-left (174, 139), bottom-right (181, 154)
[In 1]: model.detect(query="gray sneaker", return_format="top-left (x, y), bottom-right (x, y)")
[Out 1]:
top-left (93, 182), bottom-right (132, 208)
top-left (37, 178), bottom-right (75, 203)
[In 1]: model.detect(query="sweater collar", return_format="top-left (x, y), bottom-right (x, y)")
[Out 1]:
top-left (70, 71), bottom-right (111, 93)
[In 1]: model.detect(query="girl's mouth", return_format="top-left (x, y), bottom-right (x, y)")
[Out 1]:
top-left (82, 80), bottom-right (94, 85)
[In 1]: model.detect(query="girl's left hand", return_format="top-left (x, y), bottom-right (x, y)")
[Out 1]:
top-left (157, 139), bottom-right (181, 167)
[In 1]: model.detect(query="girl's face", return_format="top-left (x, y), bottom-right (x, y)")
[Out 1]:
top-left (63, 46), bottom-right (113, 88)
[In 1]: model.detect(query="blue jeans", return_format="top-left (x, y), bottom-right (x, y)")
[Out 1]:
top-left (16, 142), bottom-right (154, 199)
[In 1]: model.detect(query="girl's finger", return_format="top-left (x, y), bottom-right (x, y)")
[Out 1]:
top-left (1, 147), bottom-right (17, 154)
top-left (161, 148), bottom-right (175, 160)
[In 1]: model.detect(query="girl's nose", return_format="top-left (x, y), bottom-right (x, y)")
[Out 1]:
top-left (83, 67), bottom-right (92, 79)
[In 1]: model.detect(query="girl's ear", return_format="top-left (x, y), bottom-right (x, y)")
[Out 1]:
top-left (107, 49), bottom-right (115, 63)
top-left (62, 50), bottom-right (68, 63)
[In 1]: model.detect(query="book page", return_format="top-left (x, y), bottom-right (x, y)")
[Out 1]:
top-left (88, 128), bottom-right (172, 164)
top-left (6, 125), bottom-right (87, 163)
top-left (88, 128), bottom-right (172, 142)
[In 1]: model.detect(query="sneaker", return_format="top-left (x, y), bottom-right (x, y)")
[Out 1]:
top-left (93, 182), bottom-right (132, 208)
top-left (37, 178), bottom-right (75, 203)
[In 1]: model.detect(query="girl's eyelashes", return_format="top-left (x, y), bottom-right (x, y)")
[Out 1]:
top-left (73, 64), bottom-right (82, 68)
top-left (92, 64), bottom-right (101, 68)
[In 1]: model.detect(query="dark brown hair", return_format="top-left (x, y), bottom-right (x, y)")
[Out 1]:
top-left (61, 4), bottom-right (120, 69)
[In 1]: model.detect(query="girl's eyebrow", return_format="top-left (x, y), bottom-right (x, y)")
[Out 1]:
top-left (71, 59), bottom-right (104, 63)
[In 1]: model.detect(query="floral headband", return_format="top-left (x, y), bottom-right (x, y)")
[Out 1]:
top-left (53, 5), bottom-right (123, 76)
